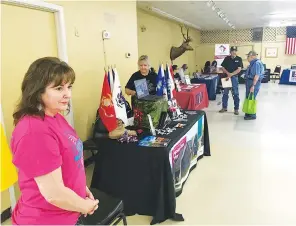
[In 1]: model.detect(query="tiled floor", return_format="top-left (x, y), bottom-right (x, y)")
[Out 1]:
top-left (3, 83), bottom-right (296, 225)
top-left (125, 82), bottom-right (296, 225)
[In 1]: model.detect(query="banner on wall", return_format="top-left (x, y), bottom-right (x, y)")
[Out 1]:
top-left (169, 115), bottom-right (204, 193)
top-left (289, 70), bottom-right (296, 83)
top-left (215, 44), bottom-right (230, 56)
top-left (215, 44), bottom-right (230, 68)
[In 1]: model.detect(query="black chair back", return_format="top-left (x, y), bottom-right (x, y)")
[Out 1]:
top-left (274, 65), bottom-right (281, 73)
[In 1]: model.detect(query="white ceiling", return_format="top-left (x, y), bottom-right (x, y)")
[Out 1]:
top-left (137, 1), bottom-right (296, 30)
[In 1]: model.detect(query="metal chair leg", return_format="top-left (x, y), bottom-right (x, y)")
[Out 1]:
top-left (112, 213), bottom-right (127, 225)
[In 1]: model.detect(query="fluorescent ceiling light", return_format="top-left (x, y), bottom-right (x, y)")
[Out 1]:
top-left (148, 6), bottom-right (201, 30)
top-left (269, 21), bottom-right (294, 27)
top-left (268, 13), bottom-right (296, 19)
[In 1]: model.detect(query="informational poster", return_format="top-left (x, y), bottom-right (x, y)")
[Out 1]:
top-left (169, 116), bottom-right (204, 193)
top-left (289, 70), bottom-right (296, 83)
top-left (215, 44), bottom-right (230, 68)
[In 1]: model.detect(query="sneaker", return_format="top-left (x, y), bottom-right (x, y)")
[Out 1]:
top-left (234, 110), bottom-right (239, 115)
top-left (219, 108), bottom-right (227, 113)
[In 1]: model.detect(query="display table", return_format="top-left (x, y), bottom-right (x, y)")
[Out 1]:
top-left (191, 75), bottom-right (219, 100)
top-left (175, 84), bottom-right (209, 110)
top-left (279, 69), bottom-right (296, 85)
top-left (91, 111), bottom-right (211, 224)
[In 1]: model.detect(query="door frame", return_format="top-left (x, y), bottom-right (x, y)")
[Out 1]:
top-left (1, 0), bottom-right (73, 216)
top-left (1, 0), bottom-right (74, 127)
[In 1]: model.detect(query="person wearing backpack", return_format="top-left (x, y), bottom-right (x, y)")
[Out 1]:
top-left (244, 51), bottom-right (265, 120)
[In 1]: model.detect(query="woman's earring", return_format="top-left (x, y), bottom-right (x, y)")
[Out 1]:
top-left (37, 104), bottom-right (42, 111)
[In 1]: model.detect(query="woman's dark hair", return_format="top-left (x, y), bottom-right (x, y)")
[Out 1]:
top-left (172, 65), bottom-right (178, 71)
top-left (204, 61), bottom-right (211, 73)
top-left (204, 61), bottom-right (211, 67)
top-left (211, 60), bottom-right (217, 67)
top-left (13, 57), bottom-right (75, 125)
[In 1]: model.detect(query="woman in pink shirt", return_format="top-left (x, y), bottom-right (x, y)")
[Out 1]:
top-left (10, 57), bottom-right (99, 225)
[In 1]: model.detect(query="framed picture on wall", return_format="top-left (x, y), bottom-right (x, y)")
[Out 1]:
top-left (265, 47), bottom-right (278, 58)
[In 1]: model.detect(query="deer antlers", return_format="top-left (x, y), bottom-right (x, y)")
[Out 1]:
top-left (180, 24), bottom-right (192, 42)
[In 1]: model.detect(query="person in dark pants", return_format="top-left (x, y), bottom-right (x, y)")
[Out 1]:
top-left (244, 51), bottom-right (264, 120)
top-left (219, 46), bottom-right (243, 115)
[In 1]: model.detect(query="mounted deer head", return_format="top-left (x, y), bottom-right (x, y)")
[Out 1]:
top-left (170, 25), bottom-right (194, 61)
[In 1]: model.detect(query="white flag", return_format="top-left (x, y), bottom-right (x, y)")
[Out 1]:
top-left (166, 63), bottom-right (175, 100)
top-left (112, 68), bottom-right (128, 125)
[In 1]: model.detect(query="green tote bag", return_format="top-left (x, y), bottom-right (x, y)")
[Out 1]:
top-left (242, 93), bottom-right (257, 114)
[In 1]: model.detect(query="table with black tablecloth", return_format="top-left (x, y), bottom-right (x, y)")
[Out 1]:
top-left (90, 111), bottom-right (211, 224)
top-left (279, 69), bottom-right (296, 85)
top-left (191, 75), bottom-right (219, 100)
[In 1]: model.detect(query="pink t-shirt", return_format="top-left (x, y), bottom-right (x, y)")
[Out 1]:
top-left (11, 114), bottom-right (86, 225)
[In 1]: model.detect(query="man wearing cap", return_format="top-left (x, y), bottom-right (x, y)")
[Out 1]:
top-left (219, 46), bottom-right (243, 115)
top-left (244, 50), bottom-right (264, 120)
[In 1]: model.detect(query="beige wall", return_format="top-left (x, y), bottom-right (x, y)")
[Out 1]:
top-left (52, 1), bottom-right (139, 140)
top-left (137, 9), bottom-right (201, 75)
top-left (198, 41), bottom-right (296, 71)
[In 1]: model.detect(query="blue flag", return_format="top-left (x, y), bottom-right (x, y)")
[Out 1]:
top-left (165, 64), bottom-right (172, 100)
top-left (156, 65), bottom-right (164, 96)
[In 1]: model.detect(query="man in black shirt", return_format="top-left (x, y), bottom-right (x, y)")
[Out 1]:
top-left (219, 46), bottom-right (243, 115)
top-left (125, 55), bottom-right (157, 96)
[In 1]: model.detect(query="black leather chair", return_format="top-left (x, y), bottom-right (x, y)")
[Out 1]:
top-left (270, 65), bottom-right (281, 82)
top-left (83, 118), bottom-right (108, 167)
top-left (79, 188), bottom-right (127, 225)
top-left (82, 120), bottom-right (127, 225)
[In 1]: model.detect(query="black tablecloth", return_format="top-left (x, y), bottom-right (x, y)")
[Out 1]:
top-left (90, 111), bottom-right (211, 224)
top-left (191, 76), bottom-right (219, 100)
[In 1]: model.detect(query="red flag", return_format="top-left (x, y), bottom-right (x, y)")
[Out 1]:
top-left (99, 72), bottom-right (117, 132)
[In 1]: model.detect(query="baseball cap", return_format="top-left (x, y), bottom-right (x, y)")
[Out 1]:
top-left (246, 50), bottom-right (258, 56)
top-left (230, 46), bottom-right (238, 52)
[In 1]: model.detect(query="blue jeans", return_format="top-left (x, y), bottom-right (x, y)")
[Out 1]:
top-left (222, 76), bottom-right (240, 110)
top-left (245, 79), bottom-right (261, 118)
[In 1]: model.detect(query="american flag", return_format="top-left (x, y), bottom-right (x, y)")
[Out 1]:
top-left (285, 26), bottom-right (296, 55)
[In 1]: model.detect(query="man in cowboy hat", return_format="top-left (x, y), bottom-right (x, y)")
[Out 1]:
top-left (219, 46), bottom-right (243, 115)
top-left (244, 50), bottom-right (264, 120)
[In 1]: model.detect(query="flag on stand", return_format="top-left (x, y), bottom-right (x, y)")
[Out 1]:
top-left (112, 68), bottom-right (128, 125)
top-left (169, 64), bottom-right (177, 98)
top-left (285, 26), bottom-right (296, 55)
top-left (156, 64), bottom-right (167, 100)
top-left (98, 71), bottom-right (117, 132)
top-left (108, 68), bottom-right (114, 93)
top-left (165, 63), bottom-right (176, 100)
top-left (1, 105), bottom-right (18, 192)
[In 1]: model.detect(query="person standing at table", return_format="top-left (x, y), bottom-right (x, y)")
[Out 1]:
top-left (219, 46), bottom-right (243, 115)
top-left (125, 55), bottom-right (157, 96)
top-left (10, 57), bottom-right (99, 225)
top-left (172, 65), bottom-right (181, 81)
top-left (244, 51), bottom-right (265, 120)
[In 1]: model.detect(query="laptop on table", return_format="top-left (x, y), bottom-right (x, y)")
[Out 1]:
top-left (134, 78), bottom-right (162, 101)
